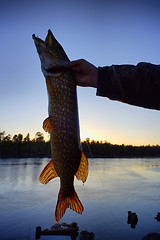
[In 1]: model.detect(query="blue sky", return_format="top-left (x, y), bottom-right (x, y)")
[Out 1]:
top-left (1, 0), bottom-right (160, 145)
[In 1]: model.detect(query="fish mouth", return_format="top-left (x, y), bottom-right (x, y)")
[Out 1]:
top-left (32, 34), bottom-right (44, 45)
top-left (33, 30), bottom-right (70, 76)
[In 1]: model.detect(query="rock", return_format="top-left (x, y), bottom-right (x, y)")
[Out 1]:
top-left (78, 230), bottom-right (95, 240)
top-left (142, 233), bottom-right (160, 240)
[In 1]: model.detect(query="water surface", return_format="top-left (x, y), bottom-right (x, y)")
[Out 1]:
top-left (1, 158), bottom-right (160, 240)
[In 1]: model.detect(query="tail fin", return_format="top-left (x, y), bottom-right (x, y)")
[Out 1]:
top-left (55, 189), bottom-right (83, 222)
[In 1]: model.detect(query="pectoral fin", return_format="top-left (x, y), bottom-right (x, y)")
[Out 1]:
top-left (39, 159), bottom-right (58, 184)
top-left (43, 117), bottom-right (53, 133)
top-left (75, 152), bottom-right (88, 183)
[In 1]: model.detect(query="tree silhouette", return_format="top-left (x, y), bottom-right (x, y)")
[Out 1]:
top-left (24, 133), bottom-right (30, 142)
top-left (3, 134), bottom-right (11, 142)
top-left (0, 131), bottom-right (5, 142)
top-left (17, 134), bottom-right (23, 142)
top-left (13, 135), bottom-right (18, 142)
top-left (35, 132), bottom-right (44, 142)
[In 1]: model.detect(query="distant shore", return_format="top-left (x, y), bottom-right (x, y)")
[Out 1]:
top-left (1, 138), bottom-right (160, 159)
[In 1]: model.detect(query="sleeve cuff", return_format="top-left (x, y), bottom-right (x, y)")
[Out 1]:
top-left (96, 66), bottom-right (116, 100)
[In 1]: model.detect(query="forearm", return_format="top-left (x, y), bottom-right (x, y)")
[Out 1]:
top-left (97, 62), bottom-right (160, 110)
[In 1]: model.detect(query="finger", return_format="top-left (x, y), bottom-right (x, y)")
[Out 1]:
top-left (70, 66), bottom-right (81, 73)
top-left (69, 59), bottom-right (85, 68)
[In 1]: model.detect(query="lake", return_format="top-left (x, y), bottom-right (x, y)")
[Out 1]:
top-left (0, 158), bottom-right (160, 240)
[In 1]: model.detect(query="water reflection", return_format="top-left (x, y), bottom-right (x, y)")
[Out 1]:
top-left (0, 158), bottom-right (49, 184)
top-left (1, 158), bottom-right (160, 240)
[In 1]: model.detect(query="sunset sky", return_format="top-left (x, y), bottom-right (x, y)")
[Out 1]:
top-left (1, 0), bottom-right (160, 146)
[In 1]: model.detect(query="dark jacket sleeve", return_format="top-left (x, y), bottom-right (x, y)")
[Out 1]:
top-left (97, 62), bottom-right (160, 110)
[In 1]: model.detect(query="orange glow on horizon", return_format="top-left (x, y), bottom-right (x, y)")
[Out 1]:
top-left (80, 130), bottom-right (160, 147)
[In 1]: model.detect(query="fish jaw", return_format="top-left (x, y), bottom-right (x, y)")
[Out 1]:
top-left (32, 30), bottom-right (70, 78)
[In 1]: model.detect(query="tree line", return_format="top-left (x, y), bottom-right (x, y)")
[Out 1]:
top-left (0, 131), bottom-right (50, 158)
top-left (0, 132), bottom-right (160, 159)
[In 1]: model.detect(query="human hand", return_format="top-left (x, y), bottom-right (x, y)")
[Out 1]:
top-left (69, 59), bottom-right (98, 88)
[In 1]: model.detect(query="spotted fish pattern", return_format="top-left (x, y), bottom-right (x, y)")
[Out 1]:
top-left (32, 30), bottom-right (88, 222)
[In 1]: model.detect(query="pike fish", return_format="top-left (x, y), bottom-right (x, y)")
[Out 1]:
top-left (32, 30), bottom-right (88, 222)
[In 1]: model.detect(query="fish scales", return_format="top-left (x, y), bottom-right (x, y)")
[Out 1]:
top-left (32, 30), bottom-right (88, 222)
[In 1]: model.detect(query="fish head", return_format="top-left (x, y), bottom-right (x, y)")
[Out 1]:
top-left (32, 29), bottom-right (70, 78)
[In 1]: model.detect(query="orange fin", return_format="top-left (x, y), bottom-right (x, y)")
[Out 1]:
top-left (43, 117), bottom-right (53, 133)
top-left (39, 159), bottom-right (58, 184)
top-left (55, 189), bottom-right (83, 223)
top-left (75, 152), bottom-right (88, 183)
